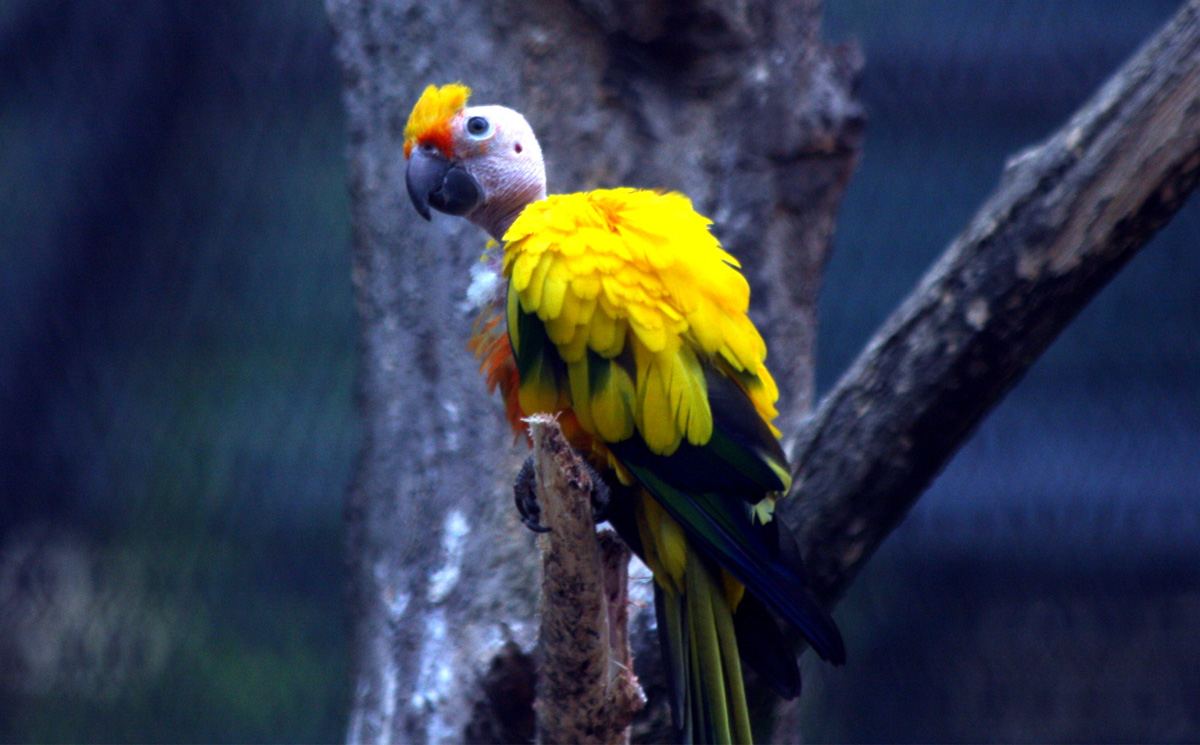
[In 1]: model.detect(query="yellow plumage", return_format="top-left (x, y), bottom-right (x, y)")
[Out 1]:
top-left (504, 188), bottom-right (781, 456)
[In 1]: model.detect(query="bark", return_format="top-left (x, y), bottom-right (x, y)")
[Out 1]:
top-left (330, 4), bottom-right (543, 742)
top-left (527, 415), bottom-right (643, 745)
top-left (326, 0), bottom-right (858, 742)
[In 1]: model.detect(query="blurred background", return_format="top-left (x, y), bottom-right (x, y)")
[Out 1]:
top-left (1, 1), bottom-right (1196, 742)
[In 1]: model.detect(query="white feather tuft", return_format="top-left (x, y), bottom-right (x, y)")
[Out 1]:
top-left (465, 247), bottom-right (505, 312)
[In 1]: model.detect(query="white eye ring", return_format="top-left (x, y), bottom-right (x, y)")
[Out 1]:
top-left (465, 116), bottom-right (493, 139)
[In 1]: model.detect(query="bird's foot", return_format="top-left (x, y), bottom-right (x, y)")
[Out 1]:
top-left (513, 452), bottom-right (613, 533)
top-left (585, 461), bottom-right (612, 524)
top-left (514, 455), bottom-right (550, 533)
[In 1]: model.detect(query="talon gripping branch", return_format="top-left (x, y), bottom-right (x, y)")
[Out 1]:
top-left (404, 83), bottom-right (844, 745)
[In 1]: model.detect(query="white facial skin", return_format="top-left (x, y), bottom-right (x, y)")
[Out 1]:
top-left (447, 104), bottom-right (547, 241)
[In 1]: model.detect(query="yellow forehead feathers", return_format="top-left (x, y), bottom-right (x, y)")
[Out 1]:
top-left (404, 83), bottom-right (471, 159)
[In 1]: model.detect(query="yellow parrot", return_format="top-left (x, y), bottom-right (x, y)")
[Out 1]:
top-left (403, 83), bottom-right (844, 744)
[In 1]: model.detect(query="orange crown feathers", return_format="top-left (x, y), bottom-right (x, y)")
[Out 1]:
top-left (403, 83), bottom-right (471, 159)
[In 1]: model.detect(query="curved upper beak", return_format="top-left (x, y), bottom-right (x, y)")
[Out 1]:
top-left (406, 148), bottom-right (483, 221)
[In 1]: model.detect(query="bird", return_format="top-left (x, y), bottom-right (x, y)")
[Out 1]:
top-left (403, 82), bottom-right (844, 744)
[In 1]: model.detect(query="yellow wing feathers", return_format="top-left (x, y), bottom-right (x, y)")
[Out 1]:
top-left (504, 188), bottom-right (779, 455)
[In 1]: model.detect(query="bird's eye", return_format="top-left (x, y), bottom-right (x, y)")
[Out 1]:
top-left (466, 116), bottom-right (492, 138)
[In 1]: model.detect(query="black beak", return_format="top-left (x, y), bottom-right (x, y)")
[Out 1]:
top-left (406, 148), bottom-right (483, 221)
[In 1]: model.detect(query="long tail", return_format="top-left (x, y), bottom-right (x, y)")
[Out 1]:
top-left (656, 552), bottom-right (756, 744)
top-left (637, 497), bottom-right (780, 744)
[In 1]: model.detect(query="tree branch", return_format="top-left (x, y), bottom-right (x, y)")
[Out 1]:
top-left (528, 415), bottom-right (644, 744)
top-left (783, 0), bottom-right (1200, 604)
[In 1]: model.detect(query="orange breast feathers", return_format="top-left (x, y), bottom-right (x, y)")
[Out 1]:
top-left (468, 307), bottom-right (524, 438)
top-left (468, 287), bottom-right (606, 472)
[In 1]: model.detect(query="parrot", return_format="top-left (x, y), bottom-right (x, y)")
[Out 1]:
top-left (403, 83), bottom-right (844, 744)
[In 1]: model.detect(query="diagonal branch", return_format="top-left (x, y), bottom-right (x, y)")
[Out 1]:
top-left (783, 0), bottom-right (1200, 604)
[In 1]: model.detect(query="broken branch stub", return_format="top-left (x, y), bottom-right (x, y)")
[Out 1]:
top-left (527, 414), bottom-right (644, 745)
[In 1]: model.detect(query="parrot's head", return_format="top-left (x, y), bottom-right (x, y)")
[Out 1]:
top-left (404, 83), bottom-right (546, 239)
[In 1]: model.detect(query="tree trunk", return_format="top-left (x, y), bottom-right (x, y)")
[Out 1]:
top-left (326, 0), bottom-right (860, 741)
